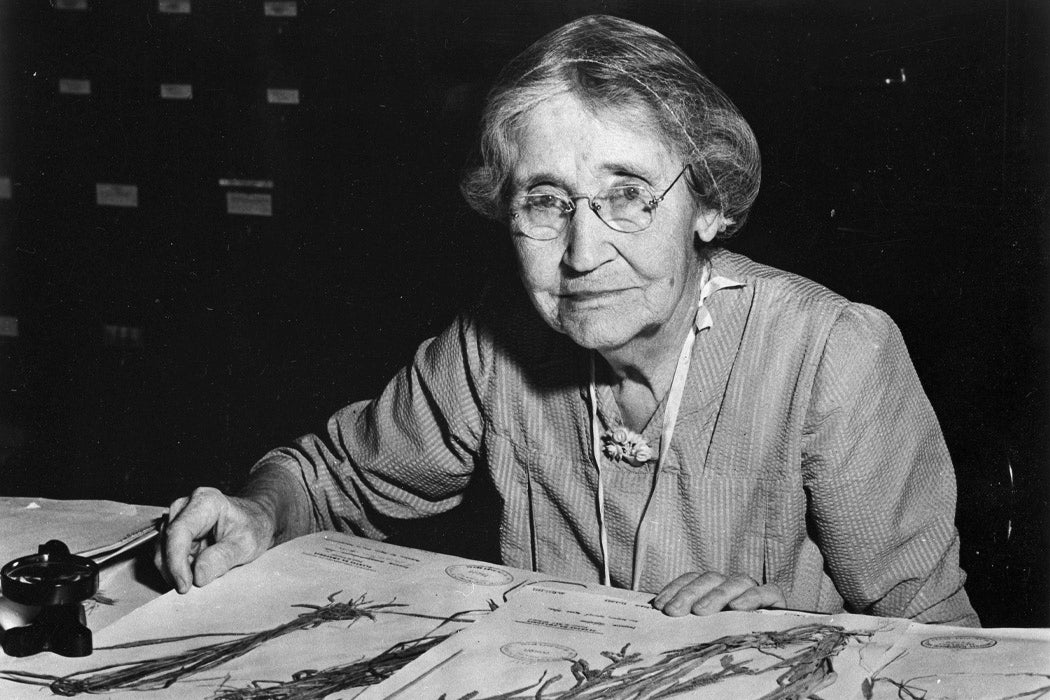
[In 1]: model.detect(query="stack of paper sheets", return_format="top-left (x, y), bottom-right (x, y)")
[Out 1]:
top-left (0, 531), bottom-right (1046, 699)
top-left (0, 498), bottom-right (165, 568)
top-left (366, 583), bottom-right (1050, 699)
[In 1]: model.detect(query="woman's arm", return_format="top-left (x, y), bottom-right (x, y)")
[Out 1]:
top-left (156, 311), bottom-right (491, 591)
top-left (802, 303), bottom-right (980, 626)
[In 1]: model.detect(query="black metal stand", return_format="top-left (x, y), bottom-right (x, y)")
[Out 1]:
top-left (1, 540), bottom-right (98, 657)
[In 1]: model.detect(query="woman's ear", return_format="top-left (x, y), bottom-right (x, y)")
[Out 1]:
top-left (694, 209), bottom-right (722, 243)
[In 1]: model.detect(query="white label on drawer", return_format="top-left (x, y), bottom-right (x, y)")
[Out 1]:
top-left (0, 177), bottom-right (11, 200)
top-left (160, 83), bottom-right (193, 100)
top-left (54, 0), bottom-right (88, 10)
top-left (0, 317), bottom-right (17, 338)
top-left (96, 183), bottom-right (139, 208)
top-left (266, 88), bottom-right (300, 105)
top-left (59, 79), bottom-right (91, 95)
top-left (103, 324), bottom-right (143, 348)
top-left (227, 192), bottom-right (272, 216)
top-left (218, 178), bottom-right (273, 189)
top-left (158, 0), bottom-right (191, 13)
top-left (264, 1), bottom-right (297, 17)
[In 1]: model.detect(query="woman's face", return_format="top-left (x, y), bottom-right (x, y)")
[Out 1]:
top-left (509, 92), bottom-right (719, 354)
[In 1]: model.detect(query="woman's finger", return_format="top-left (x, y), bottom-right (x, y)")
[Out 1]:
top-left (153, 496), bottom-right (190, 588)
top-left (653, 572), bottom-right (710, 610)
top-left (727, 583), bottom-right (786, 611)
top-left (167, 495), bottom-right (190, 522)
top-left (191, 539), bottom-right (244, 588)
top-left (687, 574), bottom-right (759, 615)
top-left (660, 572), bottom-right (728, 616)
top-left (162, 488), bottom-right (227, 593)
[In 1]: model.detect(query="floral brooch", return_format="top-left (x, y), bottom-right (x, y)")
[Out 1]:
top-left (601, 426), bottom-right (654, 467)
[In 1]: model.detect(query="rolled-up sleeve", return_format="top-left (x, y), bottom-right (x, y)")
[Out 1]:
top-left (250, 312), bottom-right (490, 540)
top-left (802, 303), bottom-right (980, 626)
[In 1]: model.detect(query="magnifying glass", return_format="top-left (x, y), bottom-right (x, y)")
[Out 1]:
top-left (1, 540), bottom-right (99, 657)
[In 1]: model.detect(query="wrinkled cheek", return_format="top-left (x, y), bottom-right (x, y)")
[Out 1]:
top-left (511, 240), bottom-right (550, 273)
top-left (513, 250), bottom-right (564, 331)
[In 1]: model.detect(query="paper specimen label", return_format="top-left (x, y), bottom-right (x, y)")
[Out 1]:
top-left (159, 83), bottom-right (193, 100)
top-left (444, 564), bottom-right (515, 586)
top-left (227, 192), bottom-right (273, 216)
top-left (0, 177), bottom-right (11, 200)
top-left (59, 79), bottom-right (91, 95)
top-left (157, 0), bottom-right (191, 13)
top-left (264, 1), bottom-right (297, 17)
top-left (266, 88), bottom-right (300, 105)
top-left (96, 183), bottom-right (139, 208)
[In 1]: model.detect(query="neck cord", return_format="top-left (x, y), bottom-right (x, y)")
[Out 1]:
top-left (587, 268), bottom-right (740, 591)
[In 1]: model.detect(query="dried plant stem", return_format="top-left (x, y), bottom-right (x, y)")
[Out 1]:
top-left (212, 633), bottom-right (451, 699)
top-left (209, 607), bottom-right (490, 700)
top-left (0, 592), bottom-right (400, 696)
top-left (457, 623), bottom-right (868, 700)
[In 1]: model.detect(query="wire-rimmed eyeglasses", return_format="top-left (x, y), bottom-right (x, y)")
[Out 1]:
top-left (510, 164), bottom-right (694, 241)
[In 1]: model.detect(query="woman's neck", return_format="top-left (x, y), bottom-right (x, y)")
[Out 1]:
top-left (598, 262), bottom-right (708, 431)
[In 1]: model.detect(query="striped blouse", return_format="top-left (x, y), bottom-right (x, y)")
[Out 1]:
top-left (255, 248), bottom-right (979, 626)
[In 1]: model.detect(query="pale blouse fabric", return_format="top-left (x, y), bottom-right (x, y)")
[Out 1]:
top-left (254, 248), bottom-right (979, 626)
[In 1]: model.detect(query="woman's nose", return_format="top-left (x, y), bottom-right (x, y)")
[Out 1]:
top-left (561, 202), bottom-right (615, 271)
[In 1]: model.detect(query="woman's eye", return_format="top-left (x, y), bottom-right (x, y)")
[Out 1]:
top-left (526, 194), bottom-right (565, 210)
top-left (607, 185), bottom-right (645, 204)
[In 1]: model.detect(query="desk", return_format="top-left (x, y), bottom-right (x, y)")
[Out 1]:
top-left (1, 504), bottom-right (1048, 699)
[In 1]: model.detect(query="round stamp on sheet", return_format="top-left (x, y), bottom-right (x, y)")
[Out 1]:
top-left (444, 564), bottom-right (515, 586)
top-left (501, 641), bottom-right (578, 662)
top-left (920, 635), bottom-right (997, 650)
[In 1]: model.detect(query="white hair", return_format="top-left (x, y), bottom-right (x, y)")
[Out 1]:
top-left (460, 14), bottom-right (761, 238)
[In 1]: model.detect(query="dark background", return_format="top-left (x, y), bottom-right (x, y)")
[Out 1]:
top-left (0, 0), bottom-right (1046, 627)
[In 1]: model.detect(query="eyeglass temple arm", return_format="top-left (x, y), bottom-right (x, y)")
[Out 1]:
top-left (650, 163), bottom-right (695, 207)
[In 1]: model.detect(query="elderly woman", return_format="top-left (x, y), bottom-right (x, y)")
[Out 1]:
top-left (158, 15), bottom-right (978, 626)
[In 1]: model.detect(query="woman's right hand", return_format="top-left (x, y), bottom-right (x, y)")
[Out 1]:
top-left (154, 486), bottom-right (276, 594)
